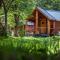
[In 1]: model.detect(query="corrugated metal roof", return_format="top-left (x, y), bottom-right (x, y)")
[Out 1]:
top-left (37, 7), bottom-right (60, 21)
top-left (47, 10), bottom-right (60, 21)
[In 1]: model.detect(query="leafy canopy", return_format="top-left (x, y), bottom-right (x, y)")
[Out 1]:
top-left (10, 0), bottom-right (36, 20)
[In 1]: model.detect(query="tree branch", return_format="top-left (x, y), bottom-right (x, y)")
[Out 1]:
top-left (2, 0), bottom-right (7, 11)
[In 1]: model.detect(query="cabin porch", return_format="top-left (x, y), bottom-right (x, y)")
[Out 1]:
top-left (25, 20), bottom-right (55, 36)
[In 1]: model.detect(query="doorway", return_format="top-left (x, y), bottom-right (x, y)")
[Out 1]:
top-left (38, 19), bottom-right (47, 34)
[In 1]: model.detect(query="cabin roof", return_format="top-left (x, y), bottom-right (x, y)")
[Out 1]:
top-left (37, 7), bottom-right (60, 21)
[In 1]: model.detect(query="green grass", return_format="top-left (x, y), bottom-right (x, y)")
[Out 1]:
top-left (0, 36), bottom-right (60, 60)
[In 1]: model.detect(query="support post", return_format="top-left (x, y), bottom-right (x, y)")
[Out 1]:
top-left (46, 19), bottom-right (48, 34)
top-left (47, 20), bottom-right (50, 35)
top-left (35, 10), bottom-right (38, 34)
top-left (53, 21), bottom-right (56, 35)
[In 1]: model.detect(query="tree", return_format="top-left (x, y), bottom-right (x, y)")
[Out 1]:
top-left (0, 0), bottom-right (36, 36)
top-left (0, 0), bottom-right (14, 36)
top-left (37, 0), bottom-right (60, 10)
top-left (10, 0), bottom-right (36, 36)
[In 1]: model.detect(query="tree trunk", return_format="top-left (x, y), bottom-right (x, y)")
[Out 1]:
top-left (14, 14), bottom-right (19, 36)
top-left (4, 10), bottom-right (7, 36)
top-left (2, 0), bottom-right (8, 36)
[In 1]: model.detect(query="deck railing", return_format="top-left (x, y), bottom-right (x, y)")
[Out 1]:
top-left (38, 27), bottom-right (60, 35)
top-left (37, 27), bottom-right (55, 34)
top-left (25, 27), bottom-right (60, 36)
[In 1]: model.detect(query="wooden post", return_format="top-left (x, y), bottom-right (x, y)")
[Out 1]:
top-left (53, 21), bottom-right (55, 35)
top-left (47, 20), bottom-right (50, 35)
top-left (46, 19), bottom-right (48, 34)
top-left (35, 10), bottom-right (38, 34)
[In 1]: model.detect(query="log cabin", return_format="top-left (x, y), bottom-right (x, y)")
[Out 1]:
top-left (25, 7), bottom-right (60, 36)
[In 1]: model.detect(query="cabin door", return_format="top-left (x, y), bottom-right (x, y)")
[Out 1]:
top-left (40, 19), bottom-right (47, 34)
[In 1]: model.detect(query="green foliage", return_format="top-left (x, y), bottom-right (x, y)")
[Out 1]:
top-left (7, 12), bottom-right (15, 28)
top-left (19, 29), bottom-right (25, 37)
top-left (0, 36), bottom-right (60, 60)
top-left (11, 0), bottom-right (36, 20)
top-left (0, 0), bottom-right (36, 36)
top-left (38, 0), bottom-right (60, 10)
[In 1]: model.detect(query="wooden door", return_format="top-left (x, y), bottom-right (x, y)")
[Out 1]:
top-left (40, 19), bottom-right (46, 34)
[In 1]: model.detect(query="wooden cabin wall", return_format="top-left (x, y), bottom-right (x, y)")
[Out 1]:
top-left (38, 10), bottom-right (47, 34)
top-left (33, 9), bottom-right (51, 34)
top-left (55, 21), bottom-right (60, 34)
top-left (50, 20), bottom-right (53, 34)
top-left (47, 21), bottom-right (60, 35)
top-left (26, 9), bottom-right (58, 35)
top-left (40, 18), bottom-right (47, 34)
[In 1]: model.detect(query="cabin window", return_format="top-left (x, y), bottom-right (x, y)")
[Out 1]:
top-left (42, 22), bottom-right (44, 24)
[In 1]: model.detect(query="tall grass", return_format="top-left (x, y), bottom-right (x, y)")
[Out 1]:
top-left (0, 36), bottom-right (60, 60)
